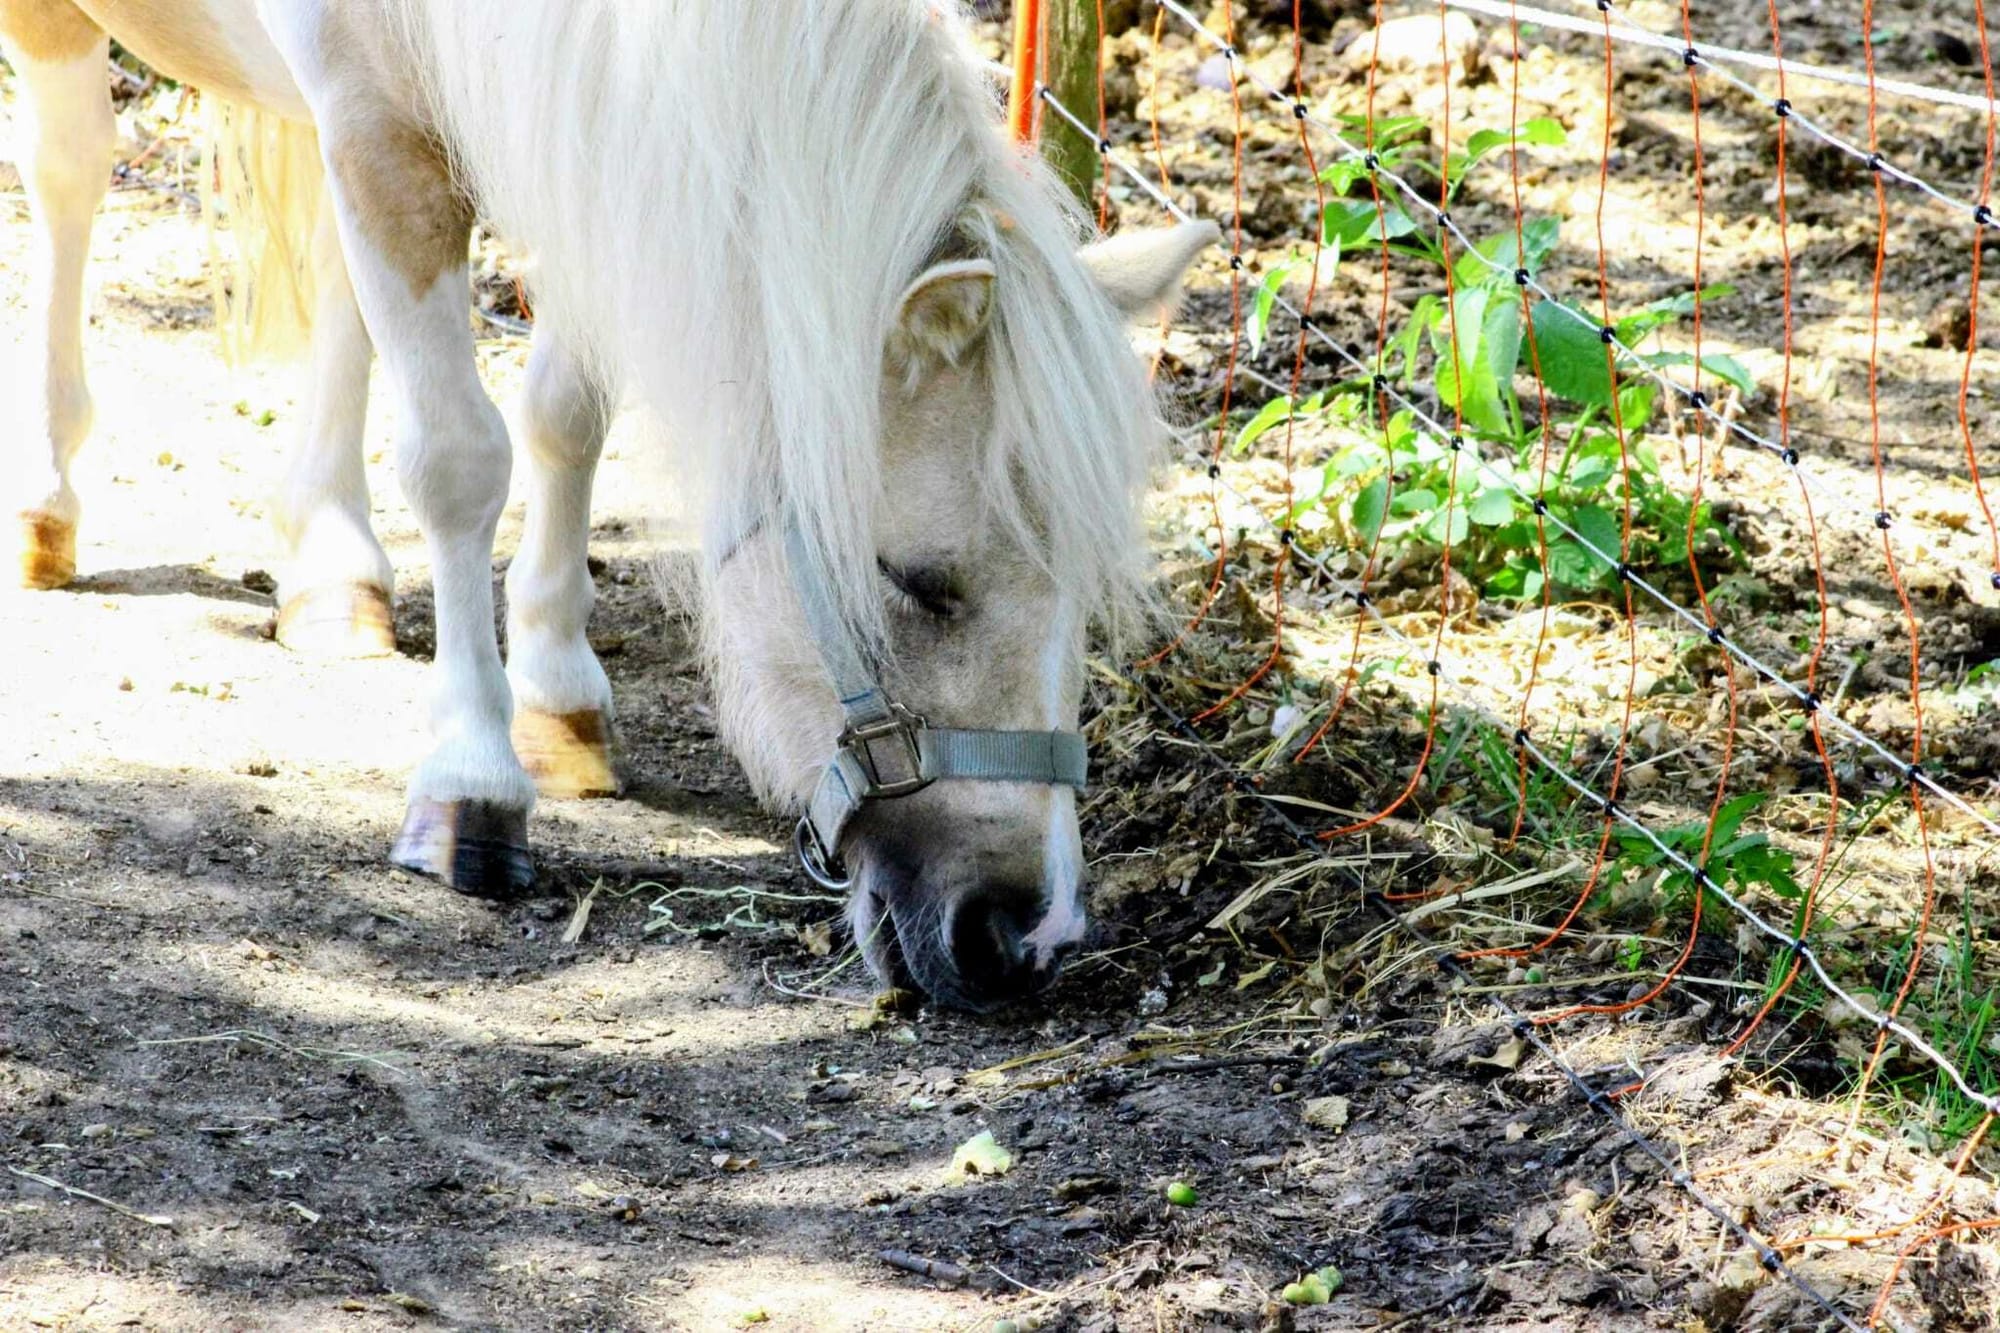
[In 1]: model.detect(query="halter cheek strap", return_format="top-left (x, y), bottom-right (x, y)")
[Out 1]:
top-left (781, 521), bottom-right (1087, 889)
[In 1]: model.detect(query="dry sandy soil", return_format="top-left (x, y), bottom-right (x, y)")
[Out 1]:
top-left (4, 3), bottom-right (2000, 1331)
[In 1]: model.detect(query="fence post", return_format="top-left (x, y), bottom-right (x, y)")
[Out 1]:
top-left (1007, 0), bottom-right (1044, 144)
top-left (1040, 0), bottom-right (1104, 210)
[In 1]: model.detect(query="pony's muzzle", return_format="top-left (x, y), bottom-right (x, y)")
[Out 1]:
top-left (947, 889), bottom-right (1070, 1007)
top-left (850, 825), bottom-right (1084, 1011)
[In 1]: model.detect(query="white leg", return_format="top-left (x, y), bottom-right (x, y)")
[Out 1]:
top-left (304, 113), bottom-right (534, 896)
top-left (0, 8), bottom-right (113, 589)
top-left (271, 193), bottom-right (397, 657)
top-left (505, 328), bottom-right (619, 798)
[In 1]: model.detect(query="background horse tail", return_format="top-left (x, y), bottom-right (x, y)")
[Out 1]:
top-left (200, 97), bottom-right (322, 362)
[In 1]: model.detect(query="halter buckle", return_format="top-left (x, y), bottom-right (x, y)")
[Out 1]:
top-left (839, 703), bottom-right (932, 799)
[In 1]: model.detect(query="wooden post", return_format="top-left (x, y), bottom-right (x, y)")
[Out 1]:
top-left (1040, 0), bottom-right (1104, 210)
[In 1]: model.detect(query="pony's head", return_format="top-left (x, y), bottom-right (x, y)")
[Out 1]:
top-left (709, 219), bottom-right (1213, 1010)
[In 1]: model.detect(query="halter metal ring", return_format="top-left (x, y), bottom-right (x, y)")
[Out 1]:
top-left (794, 817), bottom-right (854, 891)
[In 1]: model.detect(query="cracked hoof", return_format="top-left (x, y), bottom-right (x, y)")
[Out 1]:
top-left (275, 582), bottom-right (397, 659)
top-left (513, 708), bottom-right (621, 800)
top-left (391, 799), bottom-right (534, 899)
top-left (16, 513), bottom-right (76, 590)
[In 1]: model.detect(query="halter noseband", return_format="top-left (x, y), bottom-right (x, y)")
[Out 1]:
top-left (776, 520), bottom-right (1088, 889)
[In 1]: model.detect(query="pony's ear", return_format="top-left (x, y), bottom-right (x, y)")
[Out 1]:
top-left (1079, 221), bottom-right (1219, 319)
top-left (891, 258), bottom-right (997, 373)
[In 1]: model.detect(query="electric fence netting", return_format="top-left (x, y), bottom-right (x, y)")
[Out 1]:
top-left (1010, 0), bottom-right (2000, 1324)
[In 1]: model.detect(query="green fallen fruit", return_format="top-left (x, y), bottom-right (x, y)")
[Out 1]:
top-left (1164, 1181), bottom-right (1198, 1207)
top-left (1281, 1278), bottom-right (1327, 1306)
top-left (993, 1322), bottom-right (1021, 1333)
top-left (1524, 967), bottom-right (1546, 985)
top-left (1281, 1267), bottom-right (1344, 1305)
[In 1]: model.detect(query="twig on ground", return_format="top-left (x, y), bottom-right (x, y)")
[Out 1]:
top-left (759, 958), bottom-right (871, 1008)
top-left (2, 882), bottom-right (124, 910)
top-left (987, 1264), bottom-right (1054, 1296)
top-left (6, 1165), bottom-right (174, 1228)
top-left (879, 1249), bottom-right (969, 1287)
top-left (134, 1028), bottom-right (406, 1077)
top-left (1145, 1053), bottom-right (1304, 1077)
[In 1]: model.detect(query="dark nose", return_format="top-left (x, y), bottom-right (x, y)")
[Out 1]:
top-left (949, 891), bottom-right (1062, 1008)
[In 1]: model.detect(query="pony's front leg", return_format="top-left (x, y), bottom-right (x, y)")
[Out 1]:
top-left (271, 194), bottom-right (397, 658)
top-left (316, 121), bottom-right (534, 896)
top-left (0, 2), bottom-right (114, 589)
top-left (505, 329), bottom-right (620, 798)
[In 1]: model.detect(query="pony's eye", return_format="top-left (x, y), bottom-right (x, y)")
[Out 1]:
top-left (879, 560), bottom-right (965, 621)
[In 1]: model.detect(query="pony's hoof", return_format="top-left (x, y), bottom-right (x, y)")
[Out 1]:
top-left (391, 799), bottom-right (534, 899)
top-left (16, 513), bottom-right (76, 590)
top-left (512, 708), bottom-right (622, 799)
top-left (275, 582), bottom-right (397, 658)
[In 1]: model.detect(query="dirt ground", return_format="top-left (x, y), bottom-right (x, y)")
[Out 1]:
top-left (5, 3), bottom-right (2000, 1331)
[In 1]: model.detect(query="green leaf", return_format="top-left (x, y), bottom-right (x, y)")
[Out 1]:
top-left (1435, 287), bottom-right (1492, 423)
top-left (1569, 504), bottom-right (1624, 566)
top-left (1706, 791), bottom-right (1767, 848)
top-left (1468, 486), bottom-right (1516, 527)
top-left (1248, 263), bottom-right (1295, 357)
top-left (949, 1131), bottom-right (1013, 1177)
top-left (1351, 476), bottom-right (1389, 543)
top-left (1565, 451), bottom-right (1618, 494)
top-left (1332, 441), bottom-right (1387, 478)
top-left (1436, 287), bottom-right (1522, 436)
top-left (1619, 831), bottom-right (1668, 867)
top-left (1455, 217), bottom-right (1561, 289)
top-left (1403, 430), bottom-right (1449, 466)
top-left (1486, 558), bottom-right (1545, 602)
top-left (1287, 464), bottom-right (1334, 520)
top-left (1700, 353), bottom-right (1756, 397)
top-left (1235, 395), bottom-right (1296, 455)
top-left (1613, 284), bottom-right (1740, 345)
top-left (1529, 301), bottom-right (1616, 408)
top-left (1386, 295), bottom-right (1442, 382)
top-left (1481, 289), bottom-right (1524, 404)
top-left (1423, 503), bottom-right (1471, 546)
top-left (1392, 487), bottom-right (1440, 516)
top-left (1329, 113), bottom-right (1428, 148)
top-left (1319, 157), bottom-right (1375, 196)
top-left (1640, 351), bottom-right (1756, 398)
top-left (1324, 197), bottom-right (1418, 248)
top-left (1617, 381), bottom-right (1657, 433)
top-left (1546, 537), bottom-right (1605, 589)
top-left (1465, 116), bottom-right (1568, 162)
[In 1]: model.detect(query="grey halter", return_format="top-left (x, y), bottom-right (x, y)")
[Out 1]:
top-left (774, 520), bottom-right (1088, 889)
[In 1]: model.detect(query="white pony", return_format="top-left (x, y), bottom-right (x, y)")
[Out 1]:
top-left (0, 0), bottom-right (1212, 1009)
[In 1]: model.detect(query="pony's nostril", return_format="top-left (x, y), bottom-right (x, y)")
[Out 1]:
top-left (949, 892), bottom-right (1039, 1001)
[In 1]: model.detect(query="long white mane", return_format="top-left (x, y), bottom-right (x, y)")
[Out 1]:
top-left (385, 0), bottom-right (1158, 646)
